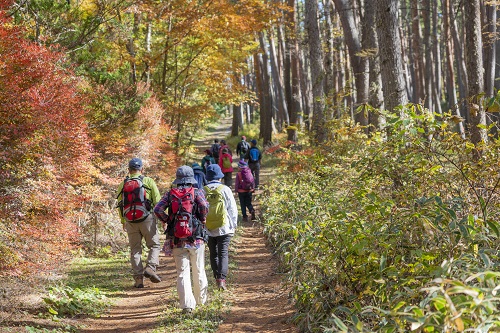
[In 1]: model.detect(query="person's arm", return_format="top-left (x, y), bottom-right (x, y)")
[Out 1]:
top-left (194, 190), bottom-right (209, 223)
top-left (236, 142), bottom-right (241, 155)
top-left (223, 187), bottom-right (238, 227)
top-left (145, 177), bottom-right (161, 206)
top-left (235, 172), bottom-right (240, 191)
top-left (153, 192), bottom-right (171, 226)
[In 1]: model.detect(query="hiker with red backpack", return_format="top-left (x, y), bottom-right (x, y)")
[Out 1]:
top-left (116, 158), bottom-right (162, 288)
top-left (154, 166), bottom-right (209, 314)
top-left (218, 147), bottom-right (234, 188)
top-left (235, 160), bottom-right (256, 221)
top-left (204, 164), bottom-right (238, 290)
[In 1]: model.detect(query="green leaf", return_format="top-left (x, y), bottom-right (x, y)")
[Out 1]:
top-left (486, 219), bottom-right (500, 237)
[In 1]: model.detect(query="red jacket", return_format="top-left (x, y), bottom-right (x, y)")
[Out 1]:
top-left (219, 152), bottom-right (233, 172)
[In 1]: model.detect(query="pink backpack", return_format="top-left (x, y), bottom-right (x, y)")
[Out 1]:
top-left (239, 168), bottom-right (254, 190)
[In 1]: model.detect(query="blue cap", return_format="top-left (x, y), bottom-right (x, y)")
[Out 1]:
top-left (251, 139), bottom-right (257, 145)
top-left (206, 164), bottom-right (225, 181)
top-left (238, 160), bottom-right (248, 168)
top-left (128, 158), bottom-right (143, 170)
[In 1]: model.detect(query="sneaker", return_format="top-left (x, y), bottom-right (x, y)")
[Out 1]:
top-left (216, 279), bottom-right (227, 290)
top-left (251, 210), bottom-right (256, 221)
top-left (182, 308), bottom-right (193, 314)
top-left (144, 267), bottom-right (162, 283)
top-left (134, 276), bottom-right (144, 288)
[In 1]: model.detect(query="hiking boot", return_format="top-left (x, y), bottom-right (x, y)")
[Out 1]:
top-left (216, 279), bottom-right (227, 291)
top-left (144, 267), bottom-right (161, 283)
top-left (251, 210), bottom-right (256, 221)
top-left (134, 276), bottom-right (144, 288)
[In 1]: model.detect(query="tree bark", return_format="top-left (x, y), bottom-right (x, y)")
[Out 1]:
top-left (286, 0), bottom-right (301, 142)
top-left (258, 33), bottom-right (274, 146)
top-left (305, 0), bottom-right (326, 143)
top-left (411, 0), bottom-right (425, 103)
top-left (376, 0), bottom-right (408, 113)
top-left (333, 0), bottom-right (369, 126)
top-left (465, 0), bottom-right (487, 145)
top-left (443, 0), bottom-right (465, 137)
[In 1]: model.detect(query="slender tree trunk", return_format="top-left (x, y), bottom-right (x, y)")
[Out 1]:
top-left (323, 0), bottom-right (335, 102)
top-left (465, 0), bottom-right (487, 145)
top-left (411, 0), bottom-right (425, 103)
top-left (286, 0), bottom-right (301, 142)
top-left (484, 2), bottom-right (497, 136)
top-left (362, 0), bottom-right (384, 129)
top-left (376, 0), bottom-right (408, 113)
top-left (443, 0), bottom-right (465, 137)
top-left (268, 29), bottom-right (289, 131)
top-left (432, 0), bottom-right (442, 114)
top-left (333, 0), bottom-right (369, 127)
top-left (258, 33), bottom-right (274, 145)
top-left (450, 2), bottom-right (469, 124)
top-left (422, 0), bottom-right (433, 109)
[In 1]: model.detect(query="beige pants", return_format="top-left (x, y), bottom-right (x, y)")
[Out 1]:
top-left (172, 245), bottom-right (208, 310)
top-left (125, 214), bottom-right (160, 277)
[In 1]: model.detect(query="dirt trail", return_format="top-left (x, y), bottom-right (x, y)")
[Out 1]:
top-left (80, 118), bottom-right (297, 332)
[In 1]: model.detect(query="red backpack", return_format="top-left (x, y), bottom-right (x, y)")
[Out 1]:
top-left (119, 176), bottom-right (151, 223)
top-left (168, 187), bottom-right (197, 239)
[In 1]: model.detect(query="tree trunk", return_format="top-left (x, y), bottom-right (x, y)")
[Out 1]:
top-left (443, 0), bottom-right (465, 137)
top-left (432, 0), bottom-right (442, 114)
top-left (305, 0), bottom-right (326, 143)
top-left (484, 2), bottom-right (497, 136)
top-left (333, 0), bottom-right (369, 127)
top-left (422, 0), bottom-right (433, 109)
top-left (258, 33), bottom-right (274, 146)
top-left (286, 0), bottom-right (301, 142)
top-left (376, 0), bottom-right (408, 113)
top-left (268, 29), bottom-right (289, 131)
top-left (362, 0), bottom-right (384, 129)
top-left (411, 0), bottom-right (425, 103)
top-left (465, 0), bottom-right (487, 145)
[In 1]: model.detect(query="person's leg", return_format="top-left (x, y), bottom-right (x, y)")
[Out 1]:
top-left (207, 236), bottom-right (219, 279)
top-left (189, 245), bottom-right (208, 306)
top-left (238, 192), bottom-right (247, 218)
top-left (125, 222), bottom-right (144, 278)
top-left (140, 215), bottom-right (160, 270)
top-left (254, 163), bottom-right (261, 188)
top-left (247, 192), bottom-right (254, 213)
top-left (217, 234), bottom-right (232, 280)
top-left (173, 248), bottom-right (196, 310)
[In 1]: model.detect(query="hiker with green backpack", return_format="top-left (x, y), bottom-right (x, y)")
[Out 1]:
top-left (204, 164), bottom-right (238, 290)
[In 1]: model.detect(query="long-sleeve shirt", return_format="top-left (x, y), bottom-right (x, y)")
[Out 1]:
top-left (116, 172), bottom-right (161, 224)
top-left (154, 186), bottom-right (209, 225)
top-left (204, 181), bottom-right (238, 237)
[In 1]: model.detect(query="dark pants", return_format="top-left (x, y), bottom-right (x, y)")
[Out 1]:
top-left (238, 192), bottom-right (254, 217)
top-left (249, 162), bottom-right (260, 188)
top-left (208, 234), bottom-right (232, 280)
top-left (223, 171), bottom-right (232, 188)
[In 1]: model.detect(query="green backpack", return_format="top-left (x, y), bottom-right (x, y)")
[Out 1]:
top-left (204, 185), bottom-right (228, 230)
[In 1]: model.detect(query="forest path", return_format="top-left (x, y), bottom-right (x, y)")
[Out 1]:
top-left (79, 117), bottom-right (297, 332)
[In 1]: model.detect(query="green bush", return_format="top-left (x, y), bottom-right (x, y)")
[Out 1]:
top-left (262, 106), bottom-right (500, 332)
top-left (43, 286), bottom-right (109, 318)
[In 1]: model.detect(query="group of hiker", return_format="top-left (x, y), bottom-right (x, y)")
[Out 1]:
top-left (115, 136), bottom-right (262, 314)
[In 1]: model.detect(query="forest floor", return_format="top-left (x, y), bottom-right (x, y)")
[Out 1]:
top-left (1, 118), bottom-right (297, 333)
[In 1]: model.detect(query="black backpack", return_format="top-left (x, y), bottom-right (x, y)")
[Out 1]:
top-left (211, 143), bottom-right (220, 159)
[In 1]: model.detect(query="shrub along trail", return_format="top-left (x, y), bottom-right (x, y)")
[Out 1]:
top-left (80, 118), bottom-right (297, 332)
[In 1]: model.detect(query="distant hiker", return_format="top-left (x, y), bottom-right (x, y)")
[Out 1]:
top-left (210, 139), bottom-right (221, 160)
top-left (235, 160), bottom-right (255, 221)
top-left (245, 139), bottom-right (262, 189)
top-left (154, 166), bottom-right (209, 314)
top-left (116, 158), bottom-right (162, 288)
top-left (236, 136), bottom-right (251, 160)
top-left (219, 139), bottom-right (233, 156)
top-left (192, 162), bottom-right (207, 190)
top-left (203, 164), bottom-right (238, 290)
top-left (201, 149), bottom-right (216, 173)
top-left (218, 147), bottom-right (234, 188)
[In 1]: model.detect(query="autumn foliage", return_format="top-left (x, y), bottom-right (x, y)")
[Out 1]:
top-left (0, 10), bottom-right (92, 275)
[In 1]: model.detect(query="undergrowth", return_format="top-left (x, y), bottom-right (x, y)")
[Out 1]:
top-left (262, 106), bottom-right (500, 332)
